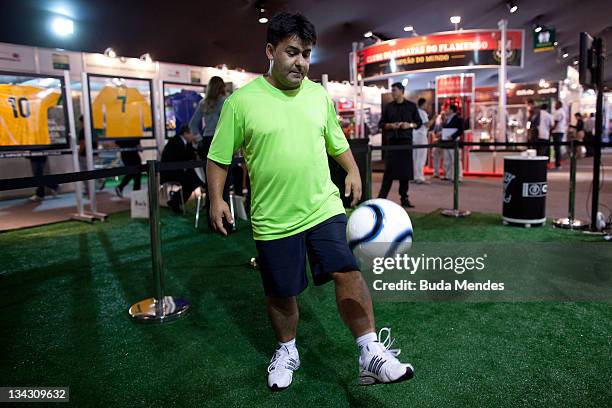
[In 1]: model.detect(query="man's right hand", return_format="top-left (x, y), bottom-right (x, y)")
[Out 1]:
top-left (210, 199), bottom-right (234, 236)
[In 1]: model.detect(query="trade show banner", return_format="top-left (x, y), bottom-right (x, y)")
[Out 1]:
top-left (357, 29), bottom-right (524, 79)
top-left (0, 43), bottom-right (37, 73)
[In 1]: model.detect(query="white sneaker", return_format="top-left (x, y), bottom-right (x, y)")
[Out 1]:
top-left (29, 194), bottom-right (43, 202)
top-left (267, 345), bottom-right (300, 391)
top-left (358, 328), bottom-right (414, 385)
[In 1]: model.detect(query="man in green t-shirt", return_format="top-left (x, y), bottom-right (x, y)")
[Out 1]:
top-left (207, 12), bottom-right (414, 391)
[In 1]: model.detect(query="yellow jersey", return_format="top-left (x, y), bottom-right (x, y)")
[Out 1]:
top-left (91, 86), bottom-right (153, 138)
top-left (0, 84), bottom-right (61, 146)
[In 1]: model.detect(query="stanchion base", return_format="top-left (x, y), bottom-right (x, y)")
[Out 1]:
top-left (88, 211), bottom-right (108, 221)
top-left (249, 257), bottom-right (259, 269)
top-left (128, 296), bottom-right (189, 323)
top-left (71, 213), bottom-right (97, 223)
top-left (552, 218), bottom-right (590, 230)
top-left (442, 209), bottom-right (471, 217)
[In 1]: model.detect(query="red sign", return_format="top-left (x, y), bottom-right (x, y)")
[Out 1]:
top-left (436, 75), bottom-right (474, 96)
top-left (356, 30), bottom-right (524, 79)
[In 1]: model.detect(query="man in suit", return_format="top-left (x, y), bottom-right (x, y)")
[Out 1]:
top-left (377, 82), bottom-right (422, 208)
top-left (441, 104), bottom-right (464, 182)
top-left (161, 124), bottom-right (203, 213)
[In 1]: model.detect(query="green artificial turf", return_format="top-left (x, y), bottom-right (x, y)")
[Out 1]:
top-left (0, 209), bottom-right (610, 407)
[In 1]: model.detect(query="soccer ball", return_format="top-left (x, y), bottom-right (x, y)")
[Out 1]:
top-left (347, 198), bottom-right (413, 265)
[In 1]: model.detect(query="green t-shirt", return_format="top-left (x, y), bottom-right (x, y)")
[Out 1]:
top-left (207, 76), bottom-right (349, 240)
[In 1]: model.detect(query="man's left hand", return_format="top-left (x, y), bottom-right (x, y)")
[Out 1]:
top-left (344, 171), bottom-right (362, 207)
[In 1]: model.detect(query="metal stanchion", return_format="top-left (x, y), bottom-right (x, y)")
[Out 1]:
top-left (129, 160), bottom-right (190, 323)
top-left (442, 141), bottom-right (471, 217)
top-left (553, 140), bottom-right (589, 230)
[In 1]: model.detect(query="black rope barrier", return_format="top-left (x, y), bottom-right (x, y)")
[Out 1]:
top-left (1, 139), bottom-right (610, 192)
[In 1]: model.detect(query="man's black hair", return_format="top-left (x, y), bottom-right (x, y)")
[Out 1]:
top-left (449, 104), bottom-right (458, 113)
top-left (267, 12), bottom-right (317, 46)
top-left (177, 124), bottom-right (190, 136)
top-left (526, 98), bottom-right (535, 105)
top-left (391, 82), bottom-right (405, 92)
top-left (540, 103), bottom-right (548, 110)
top-left (417, 97), bottom-right (426, 107)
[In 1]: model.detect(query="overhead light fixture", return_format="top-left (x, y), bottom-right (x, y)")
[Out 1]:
top-left (403, 25), bottom-right (414, 32)
top-left (51, 16), bottom-right (74, 37)
top-left (364, 31), bottom-right (373, 38)
top-left (561, 48), bottom-right (569, 58)
top-left (534, 25), bottom-right (542, 33)
top-left (573, 59), bottom-right (579, 65)
top-left (450, 16), bottom-right (461, 31)
top-left (139, 53), bottom-right (152, 63)
top-left (104, 47), bottom-right (117, 58)
top-left (257, 4), bottom-right (268, 24)
top-left (506, 1), bottom-right (518, 13)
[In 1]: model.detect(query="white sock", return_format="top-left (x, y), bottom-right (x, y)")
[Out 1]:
top-left (356, 332), bottom-right (377, 351)
top-left (278, 338), bottom-right (297, 354)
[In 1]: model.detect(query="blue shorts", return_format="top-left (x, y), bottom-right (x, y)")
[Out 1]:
top-left (255, 214), bottom-right (359, 297)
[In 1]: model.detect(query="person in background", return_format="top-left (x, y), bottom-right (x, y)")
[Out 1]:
top-left (441, 104), bottom-right (464, 182)
top-left (114, 138), bottom-right (142, 198)
top-left (430, 110), bottom-right (446, 179)
top-left (526, 99), bottom-right (540, 150)
top-left (412, 98), bottom-right (430, 184)
top-left (571, 112), bottom-right (584, 138)
top-left (190, 76), bottom-right (227, 158)
top-left (584, 112), bottom-right (595, 157)
top-left (552, 101), bottom-right (567, 169)
top-left (189, 76), bottom-right (232, 226)
top-left (538, 103), bottom-right (553, 158)
top-left (160, 124), bottom-right (202, 214)
top-left (28, 155), bottom-right (59, 201)
top-left (377, 82), bottom-right (422, 208)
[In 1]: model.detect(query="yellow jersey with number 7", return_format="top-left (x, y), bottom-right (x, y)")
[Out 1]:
top-left (91, 86), bottom-right (152, 138)
top-left (0, 84), bottom-right (61, 146)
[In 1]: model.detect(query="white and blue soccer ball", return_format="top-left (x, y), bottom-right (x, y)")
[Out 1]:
top-left (347, 198), bottom-right (413, 265)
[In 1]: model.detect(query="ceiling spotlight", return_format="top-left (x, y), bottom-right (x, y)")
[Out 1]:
top-left (534, 25), bottom-right (542, 33)
top-left (51, 16), bottom-right (74, 37)
top-left (403, 25), bottom-right (414, 32)
top-left (104, 47), bottom-right (117, 58)
top-left (561, 49), bottom-right (569, 58)
top-left (139, 53), bottom-right (152, 63)
top-left (450, 16), bottom-right (461, 30)
top-left (259, 17), bottom-right (268, 24)
top-left (573, 59), bottom-right (579, 65)
top-left (506, 1), bottom-right (518, 13)
top-left (364, 31), bottom-right (373, 38)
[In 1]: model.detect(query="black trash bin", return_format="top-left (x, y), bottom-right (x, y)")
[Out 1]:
top-left (502, 156), bottom-right (548, 227)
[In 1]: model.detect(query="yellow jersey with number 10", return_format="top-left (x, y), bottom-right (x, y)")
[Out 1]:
top-left (91, 86), bottom-right (152, 138)
top-left (0, 84), bottom-right (61, 146)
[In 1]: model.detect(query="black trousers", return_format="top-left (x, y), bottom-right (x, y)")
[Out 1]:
top-left (118, 151), bottom-right (142, 191)
top-left (29, 156), bottom-right (58, 197)
top-left (536, 139), bottom-right (549, 158)
top-left (169, 171), bottom-right (203, 202)
top-left (584, 132), bottom-right (594, 157)
top-left (552, 133), bottom-right (564, 168)
top-left (378, 174), bottom-right (409, 201)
